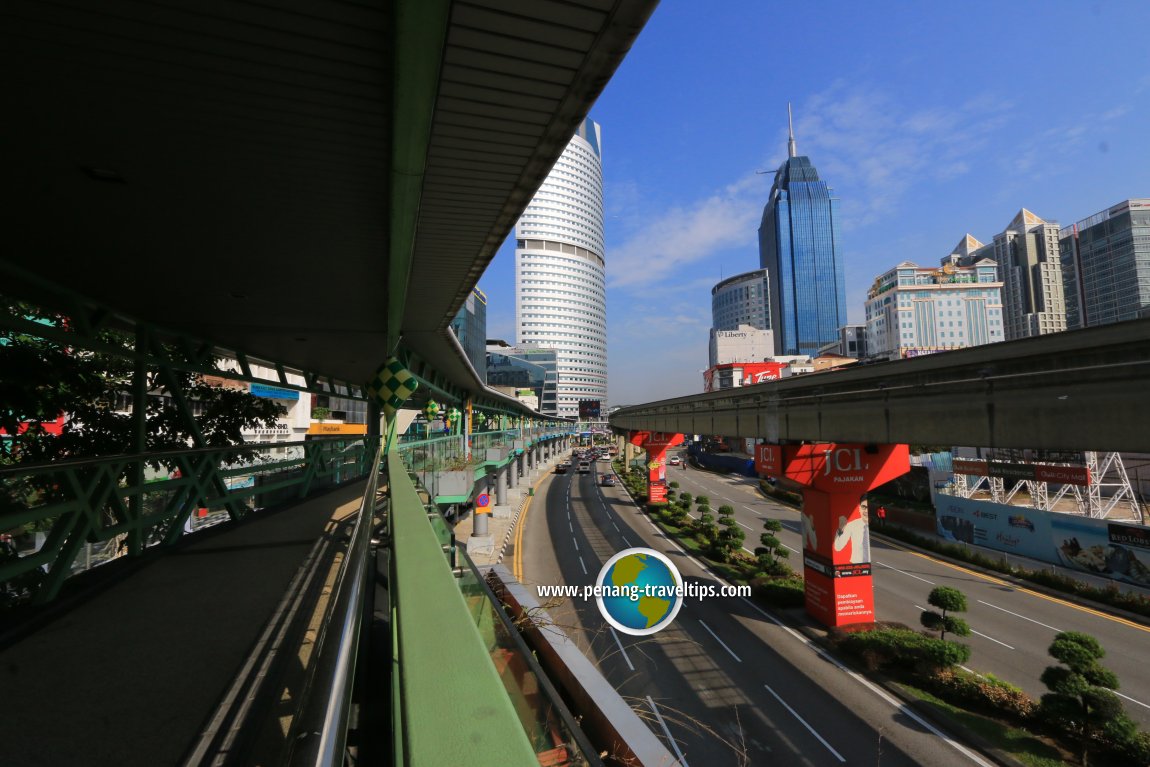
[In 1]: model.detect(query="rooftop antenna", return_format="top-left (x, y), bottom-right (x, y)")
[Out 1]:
top-left (787, 102), bottom-right (797, 158)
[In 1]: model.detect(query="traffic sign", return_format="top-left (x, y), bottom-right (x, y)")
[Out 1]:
top-left (476, 493), bottom-right (491, 511)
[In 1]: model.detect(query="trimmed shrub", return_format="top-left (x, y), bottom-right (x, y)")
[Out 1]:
top-left (837, 628), bottom-right (971, 672)
top-left (752, 576), bottom-right (805, 608)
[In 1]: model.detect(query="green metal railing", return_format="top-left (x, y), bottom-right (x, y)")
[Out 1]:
top-left (387, 448), bottom-right (596, 766)
top-left (0, 437), bottom-right (373, 605)
top-left (396, 427), bottom-right (575, 503)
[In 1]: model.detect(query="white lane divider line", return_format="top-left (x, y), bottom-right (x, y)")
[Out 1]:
top-left (874, 560), bottom-right (936, 585)
top-left (572, 537), bottom-right (579, 551)
top-left (736, 521), bottom-right (753, 531)
top-left (612, 521), bottom-right (620, 531)
top-left (977, 600), bottom-right (1063, 632)
top-left (781, 543), bottom-right (800, 553)
top-left (738, 597), bottom-right (997, 767)
top-left (914, 605), bottom-right (1015, 650)
top-left (609, 626), bottom-right (636, 672)
top-left (568, 521), bottom-right (574, 533)
top-left (970, 629), bottom-right (1015, 650)
top-left (646, 696), bottom-right (689, 767)
top-left (578, 555), bottom-right (588, 575)
top-left (1116, 691), bottom-right (1150, 711)
top-left (622, 536), bottom-right (632, 547)
top-left (763, 683), bottom-right (845, 762)
top-left (699, 620), bottom-right (742, 662)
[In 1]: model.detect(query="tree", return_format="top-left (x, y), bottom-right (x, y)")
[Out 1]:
top-left (1039, 632), bottom-right (1136, 767)
top-left (920, 586), bottom-right (971, 642)
top-left (714, 505), bottom-right (745, 562)
top-left (755, 517), bottom-right (791, 576)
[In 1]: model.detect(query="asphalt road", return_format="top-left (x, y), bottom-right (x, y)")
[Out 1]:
top-left (667, 452), bottom-right (1150, 730)
top-left (512, 453), bottom-right (1001, 767)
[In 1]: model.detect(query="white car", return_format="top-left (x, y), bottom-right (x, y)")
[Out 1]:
top-left (668, 456), bottom-right (682, 466)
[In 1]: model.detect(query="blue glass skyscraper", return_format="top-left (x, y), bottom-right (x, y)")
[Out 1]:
top-left (758, 107), bottom-right (846, 355)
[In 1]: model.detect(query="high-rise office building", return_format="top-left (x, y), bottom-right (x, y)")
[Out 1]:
top-left (991, 209), bottom-right (1066, 340)
top-left (711, 269), bottom-right (771, 331)
top-left (450, 287), bottom-right (487, 381)
top-left (514, 118), bottom-right (607, 418)
top-left (1059, 199), bottom-right (1150, 330)
top-left (758, 106), bottom-right (846, 355)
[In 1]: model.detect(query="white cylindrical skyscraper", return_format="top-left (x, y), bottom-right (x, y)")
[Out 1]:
top-left (515, 119), bottom-right (607, 418)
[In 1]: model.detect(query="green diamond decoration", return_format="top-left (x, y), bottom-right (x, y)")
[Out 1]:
top-left (366, 356), bottom-right (419, 418)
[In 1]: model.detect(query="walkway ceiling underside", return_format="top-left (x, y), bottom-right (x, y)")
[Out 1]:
top-left (2, 0), bottom-right (656, 401)
top-left (611, 318), bottom-right (1150, 453)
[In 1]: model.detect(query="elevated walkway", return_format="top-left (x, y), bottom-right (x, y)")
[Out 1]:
top-left (0, 481), bottom-right (365, 767)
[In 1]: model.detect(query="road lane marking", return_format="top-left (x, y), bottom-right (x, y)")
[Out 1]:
top-left (914, 605), bottom-right (1016, 649)
top-left (736, 520), bottom-right (753, 531)
top-left (578, 555), bottom-right (588, 575)
top-left (875, 560), bottom-right (935, 585)
top-left (612, 521), bottom-right (620, 531)
top-left (763, 684), bottom-right (845, 762)
top-left (1116, 691), bottom-right (1150, 711)
top-left (977, 600), bottom-right (1062, 632)
top-left (699, 620), bottom-right (742, 662)
top-left (572, 537), bottom-right (579, 551)
top-left (568, 521), bottom-right (573, 533)
top-left (609, 626), bottom-right (635, 671)
top-left (970, 629), bottom-right (1014, 650)
top-left (735, 598), bottom-right (996, 766)
top-left (513, 468), bottom-right (552, 581)
top-left (646, 696), bottom-right (689, 767)
top-left (882, 538), bottom-right (1150, 634)
top-left (622, 536), bottom-right (632, 547)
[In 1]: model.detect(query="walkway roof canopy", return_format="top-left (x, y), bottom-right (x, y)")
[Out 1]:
top-left (3, 0), bottom-right (656, 399)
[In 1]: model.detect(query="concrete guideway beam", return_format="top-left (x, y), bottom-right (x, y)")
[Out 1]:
top-left (611, 318), bottom-right (1150, 452)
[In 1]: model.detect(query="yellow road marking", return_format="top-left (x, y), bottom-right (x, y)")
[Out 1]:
top-left (513, 468), bottom-right (552, 581)
top-left (882, 538), bottom-right (1150, 634)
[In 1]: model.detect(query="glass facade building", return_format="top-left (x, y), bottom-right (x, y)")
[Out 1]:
top-left (711, 269), bottom-right (771, 331)
top-left (449, 287), bottom-right (488, 382)
top-left (1059, 199), bottom-right (1150, 330)
top-left (758, 117), bottom-right (846, 356)
top-left (487, 345), bottom-right (559, 416)
top-left (515, 118), bottom-right (607, 418)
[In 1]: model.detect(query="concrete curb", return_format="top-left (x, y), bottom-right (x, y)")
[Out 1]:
top-left (495, 454), bottom-right (565, 566)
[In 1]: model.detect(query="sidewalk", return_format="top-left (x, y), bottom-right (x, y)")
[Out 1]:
top-left (452, 449), bottom-right (568, 568)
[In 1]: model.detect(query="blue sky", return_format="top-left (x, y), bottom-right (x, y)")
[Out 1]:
top-left (477, 0), bottom-right (1150, 406)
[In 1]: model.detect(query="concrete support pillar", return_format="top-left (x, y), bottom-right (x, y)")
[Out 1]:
top-left (496, 465), bottom-right (507, 506)
top-left (509, 457), bottom-right (519, 489)
top-left (474, 504), bottom-right (489, 536)
top-left (756, 442), bottom-right (909, 628)
top-left (527, 447), bottom-right (535, 471)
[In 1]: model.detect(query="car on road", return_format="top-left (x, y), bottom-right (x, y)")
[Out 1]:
top-left (600, 475), bottom-right (615, 486)
top-left (578, 461), bottom-right (590, 474)
top-left (555, 463), bottom-right (568, 474)
top-left (668, 456), bottom-right (681, 466)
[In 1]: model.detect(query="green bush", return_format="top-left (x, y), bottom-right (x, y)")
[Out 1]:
top-left (837, 628), bottom-right (971, 672)
top-left (694, 495), bottom-right (710, 507)
top-left (752, 576), bottom-right (805, 607)
top-left (925, 668), bottom-right (1037, 724)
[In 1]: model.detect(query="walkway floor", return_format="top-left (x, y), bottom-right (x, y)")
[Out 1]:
top-left (0, 480), bottom-right (366, 767)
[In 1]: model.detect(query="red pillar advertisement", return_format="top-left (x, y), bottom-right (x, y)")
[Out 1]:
top-left (629, 431), bottom-right (684, 505)
top-left (757, 442), bottom-right (910, 627)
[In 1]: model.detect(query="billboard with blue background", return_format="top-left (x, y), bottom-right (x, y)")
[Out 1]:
top-left (933, 493), bottom-right (1150, 587)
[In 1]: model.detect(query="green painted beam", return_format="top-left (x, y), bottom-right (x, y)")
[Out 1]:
top-left (388, 449), bottom-right (538, 766)
top-left (387, 0), bottom-right (451, 354)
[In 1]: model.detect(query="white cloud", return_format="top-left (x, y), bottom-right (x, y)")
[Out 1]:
top-left (607, 176), bottom-right (766, 289)
top-left (794, 82), bottom-right (1011, 228)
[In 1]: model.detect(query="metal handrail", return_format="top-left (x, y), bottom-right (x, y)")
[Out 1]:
top-left (287, 439), bottom-right (383, 766)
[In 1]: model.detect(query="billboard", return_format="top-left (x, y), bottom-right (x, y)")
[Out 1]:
top-left (578, 400), bottom-right (601, 419)
top-left (934, 494), bottom-right (1150, 586)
